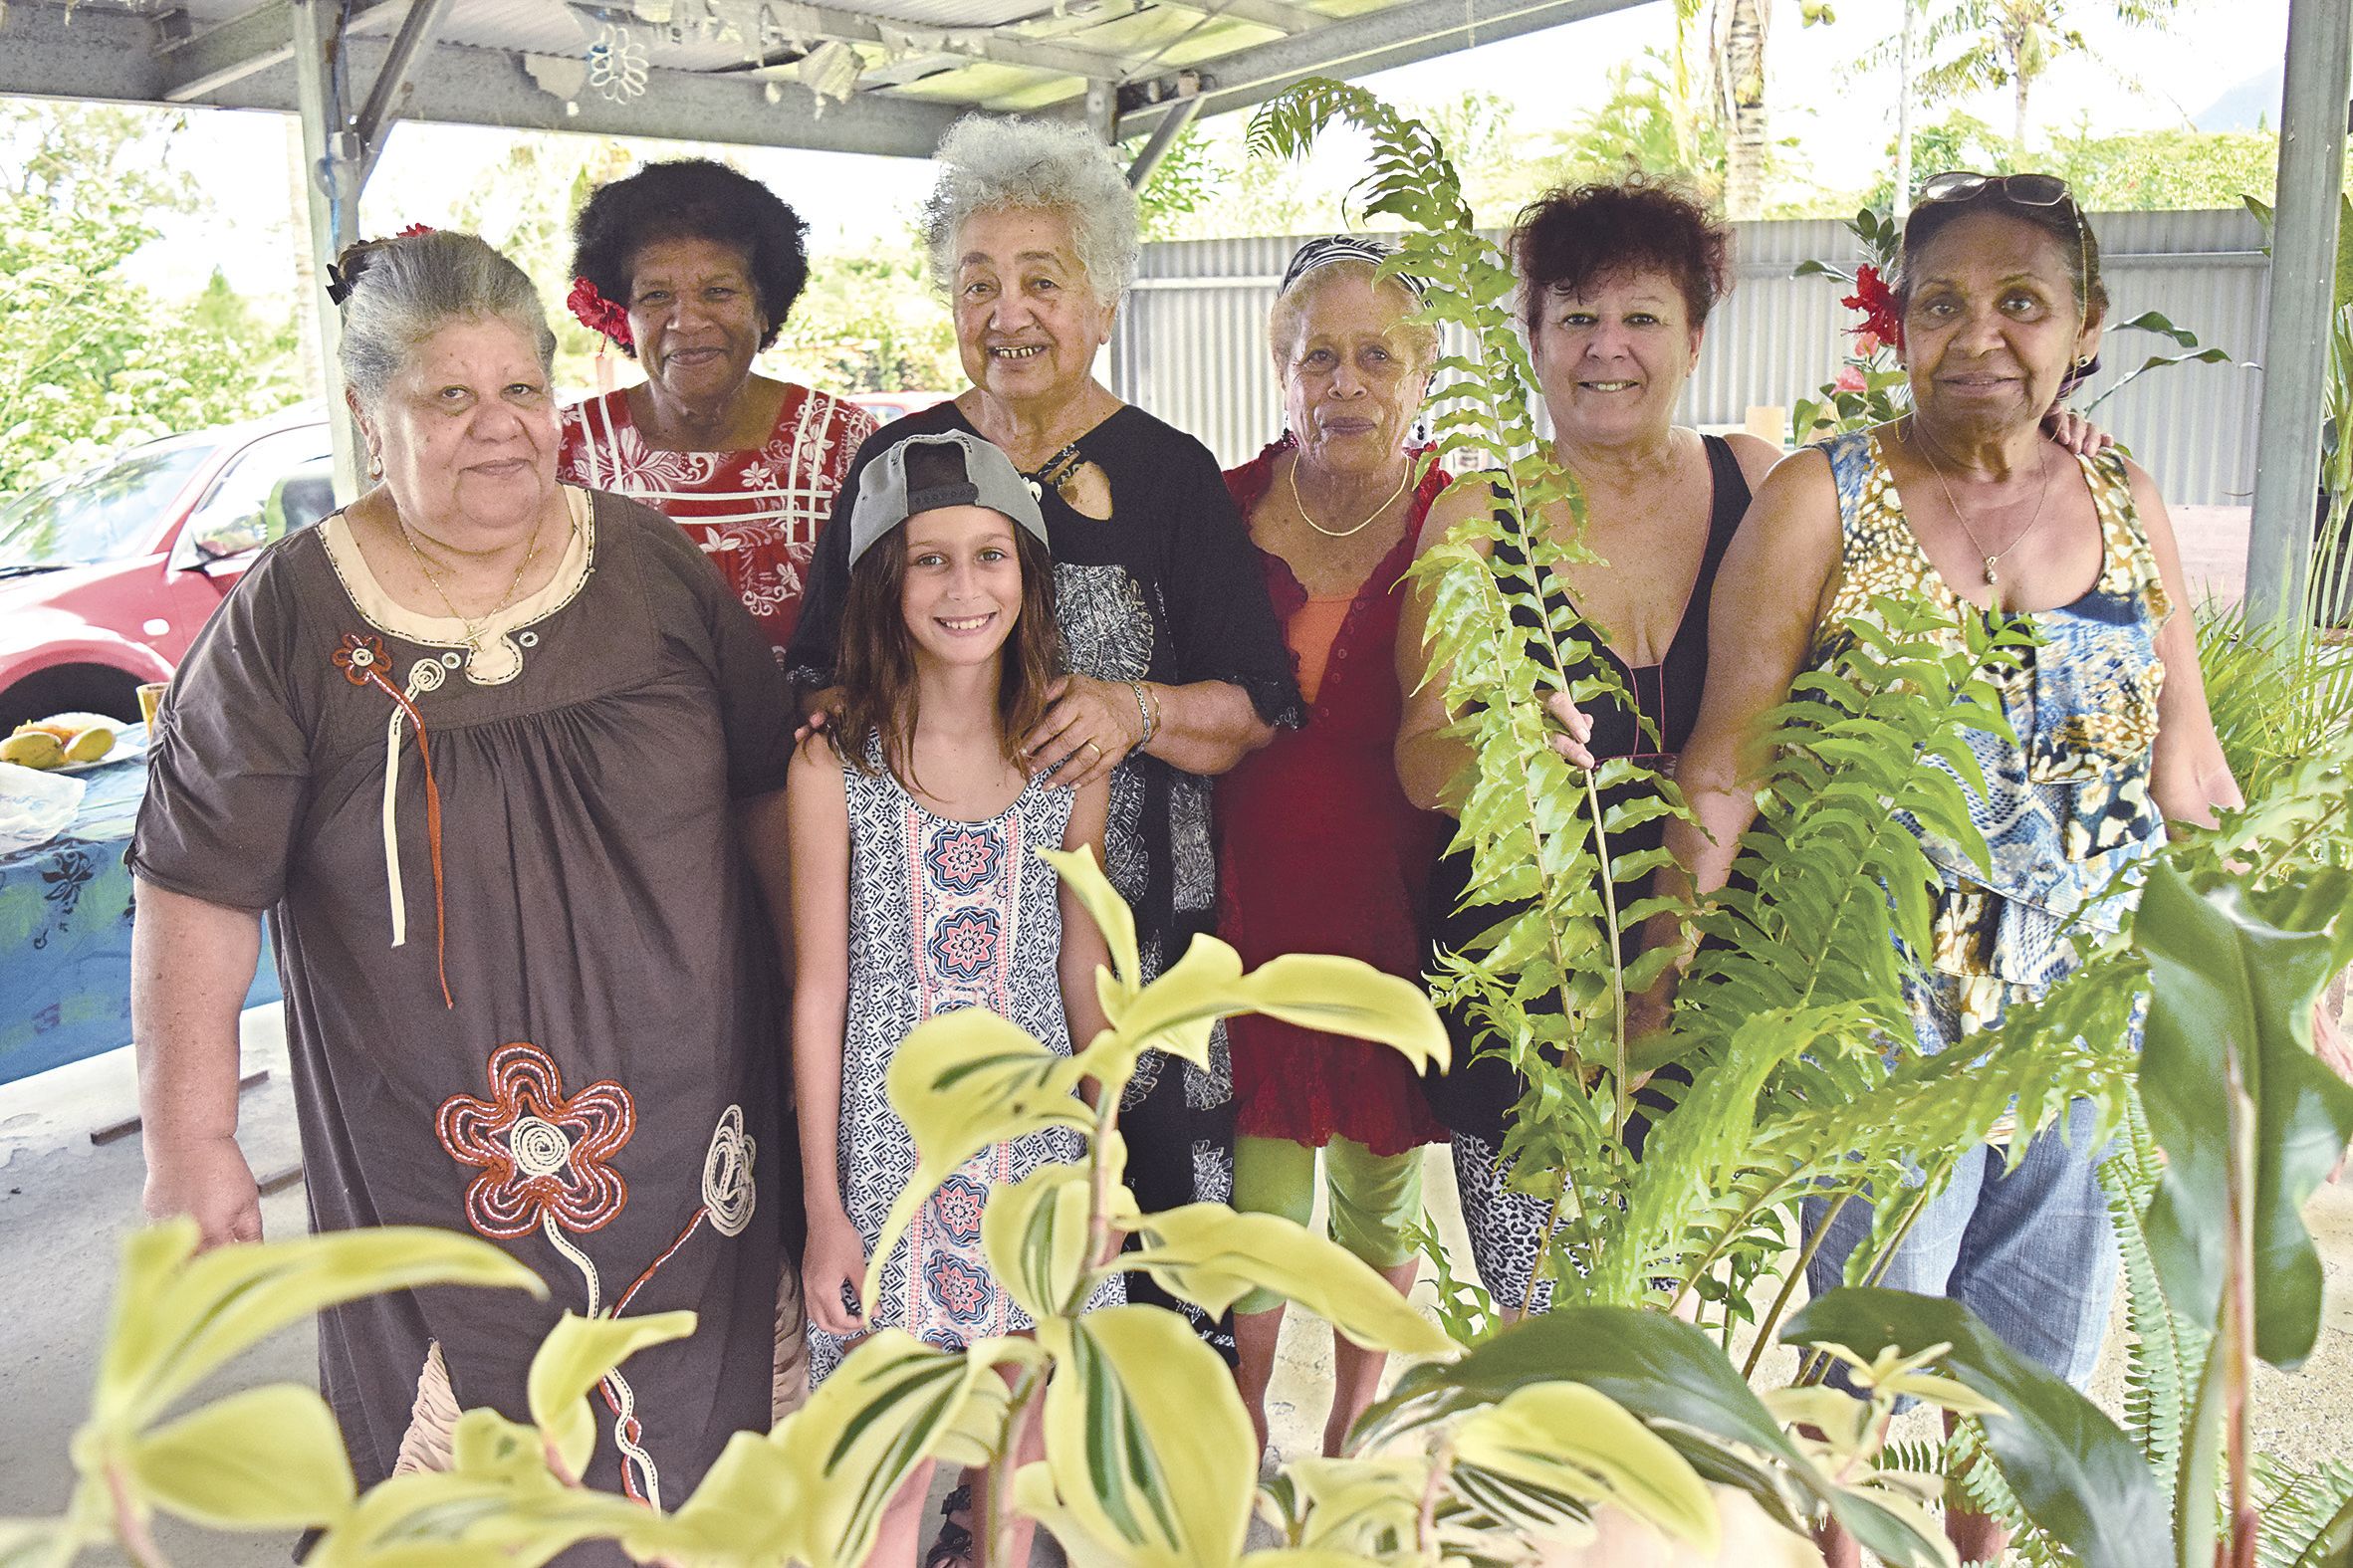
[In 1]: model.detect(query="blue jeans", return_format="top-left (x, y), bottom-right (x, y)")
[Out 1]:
top-left (1803, 1094), bottom-right (2119, 1394)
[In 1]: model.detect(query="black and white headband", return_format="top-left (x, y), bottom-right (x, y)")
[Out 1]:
top-left (1279, 235), bottom-right (1428, 302)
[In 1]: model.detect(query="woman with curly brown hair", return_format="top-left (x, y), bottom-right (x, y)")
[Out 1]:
top-left (1397, 178), bottom-right (1780, 1317)
top-left (560, 158), bottom-right (876, 652)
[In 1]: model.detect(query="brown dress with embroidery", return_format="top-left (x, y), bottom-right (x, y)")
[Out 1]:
top-left (129, 488), bottom-right (792, 1523)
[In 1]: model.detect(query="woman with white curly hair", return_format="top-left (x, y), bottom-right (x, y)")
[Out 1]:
top-left (788, 112), bottom-right (1298, 1561)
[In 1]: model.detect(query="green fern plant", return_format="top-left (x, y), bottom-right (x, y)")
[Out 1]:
top-left (2253, 1454), bottom-right (2353, 1568)
top-left (1251, 78), bottom-right (1686, 1302)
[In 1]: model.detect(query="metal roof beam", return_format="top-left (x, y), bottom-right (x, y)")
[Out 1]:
top-left (634, 0), bottom-right (1134, 82)
top-left (158, 0), bottom-right (404, 104)
top-left (0, 3), bottom-right (163, 105)
top-left (219, 39), bottom-right (965, 156)
top-left (353, 0), bottom-right (458, 176)
top-left (1105, 0), bottom-right (1644, 133)
top-left (1148, 0), bottom-right (1333, 37)
top-left (0, 0), bottom-right (965, 156)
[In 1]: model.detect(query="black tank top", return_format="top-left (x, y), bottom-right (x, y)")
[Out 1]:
top-left (1423, 434), bottom-right (1752, 1143)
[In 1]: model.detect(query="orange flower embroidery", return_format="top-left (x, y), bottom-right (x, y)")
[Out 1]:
top-left (333, 632), bottom-right (392, 686)
top-left (436, 1042), bottom-right (635, 1238)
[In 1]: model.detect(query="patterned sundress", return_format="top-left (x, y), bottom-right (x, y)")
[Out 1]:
top-left (809, 735), bottom-right (1118, 1384)
top-left (1815, 427), bottom-right (2173, 1043)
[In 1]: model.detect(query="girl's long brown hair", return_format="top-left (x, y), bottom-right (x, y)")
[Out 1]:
top-left (830, 522), bottom-right (1062, 792)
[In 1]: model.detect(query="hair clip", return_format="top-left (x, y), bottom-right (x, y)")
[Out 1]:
top-left (325, 263), bottom-right (353, 306)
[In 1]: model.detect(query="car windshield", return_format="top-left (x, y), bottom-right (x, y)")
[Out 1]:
top-left (0, 443), bottom-right (214, 569)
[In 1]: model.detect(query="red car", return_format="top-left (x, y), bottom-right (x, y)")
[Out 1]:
top-left (0, 411), bottom-right (335, 732)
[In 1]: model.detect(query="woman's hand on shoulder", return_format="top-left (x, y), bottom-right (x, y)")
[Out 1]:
top-left (793, 684), bottom-right (846, 746)
top-left (1024, 674), bottom-right (1138, 789)
top-left (2042, 406), bottom-right (2116, 458)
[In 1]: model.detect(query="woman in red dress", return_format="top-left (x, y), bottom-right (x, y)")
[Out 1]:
top-left (558, 159), bottom-right (875, 654)
top-left (1217, 237), bottom-right (1449, 1459)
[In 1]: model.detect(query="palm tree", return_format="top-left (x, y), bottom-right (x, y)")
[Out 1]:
top-left (1716, 0), bottom-right (1772, 219)
top-left (1914, 0), bottom-right (2179, 153)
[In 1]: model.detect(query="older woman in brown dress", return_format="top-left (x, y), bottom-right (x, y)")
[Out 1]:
top-left (129, 231), bottom-right (796, 1527)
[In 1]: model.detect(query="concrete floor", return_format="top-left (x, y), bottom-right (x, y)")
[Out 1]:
top-left (5, 1001), bottom-right (2349, 1566)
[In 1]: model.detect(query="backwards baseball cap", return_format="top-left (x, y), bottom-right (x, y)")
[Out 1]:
top-left (847, 430), bottom-right (1051, 567)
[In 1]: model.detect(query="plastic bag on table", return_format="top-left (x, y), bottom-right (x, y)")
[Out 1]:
top-left (0, 761), bottom-right (88, 856)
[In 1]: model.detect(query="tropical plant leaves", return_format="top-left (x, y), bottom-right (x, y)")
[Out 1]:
top-left (1450, 1383), bottom-right (1720, 1553)
top-left (125, 1384), bottom-right (355, 1530)
top-left (1361, 1305), bottom-right (1949, 1564)
top-left (1024, 1305), bottom-right (1258, 1568)
top-left (1785, 1287), bottom-right (2172, 1568)
top-left (95, 1222), bottom-right (541, 1429)
top-left (983, 1163), bottom-right (1103, 1324)
top-left (2136, 864), bottom-right (2353, 1368)
top-left (862, 1008), bottom-right (1094, 1315)
top-left (525, 1309), bottom-right (696, 1480)
top-left (1119, 1204), bottom-right (1455, 1357)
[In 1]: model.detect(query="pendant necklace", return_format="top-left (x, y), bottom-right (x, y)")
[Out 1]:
top-left (398, 508), bottom-right (557, 656)
top-left (1907, 417), bottom-right (2054, 592)
top-left (1290, 455), bottom-right (1411, 540)
top-left (1020, 440), bottom-right (1085, 504)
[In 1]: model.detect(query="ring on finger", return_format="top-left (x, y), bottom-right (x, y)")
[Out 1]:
top-left (1083, 739), bottom-right (1103, 761)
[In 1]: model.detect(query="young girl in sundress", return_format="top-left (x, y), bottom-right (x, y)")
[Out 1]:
top-left (788, 429), bottom-right (1115, 1567)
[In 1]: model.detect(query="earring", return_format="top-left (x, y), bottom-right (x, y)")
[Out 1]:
top-left (1410, 417), bottom-right (1429, 447)
top-left (367, 452), bottom-right (383, 478)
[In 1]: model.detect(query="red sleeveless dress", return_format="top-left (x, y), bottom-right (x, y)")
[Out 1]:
top-left (1215, 440), bottom-right (1450, 1157)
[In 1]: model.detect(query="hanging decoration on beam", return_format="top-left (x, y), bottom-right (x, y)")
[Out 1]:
top-left (798, 38), bottom-right (861, 105)
top-left (587, 21), bottom-right (651, 102)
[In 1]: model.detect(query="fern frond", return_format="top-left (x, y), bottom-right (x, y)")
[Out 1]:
top-left (2254, 1454), bottom-right (2353, 1568)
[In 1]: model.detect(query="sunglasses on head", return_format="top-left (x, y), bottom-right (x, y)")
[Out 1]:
top-left (1915, 170), bottom-right (2076, 211)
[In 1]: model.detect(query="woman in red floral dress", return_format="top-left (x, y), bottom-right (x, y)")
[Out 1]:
top-left (559, 159), bottom-right (875, 653)
top-left (1217, 238), bottom-right (1449, 1459)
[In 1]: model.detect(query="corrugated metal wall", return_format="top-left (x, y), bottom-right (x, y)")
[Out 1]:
top-left (1107, 208), bottom-right (2269, 506)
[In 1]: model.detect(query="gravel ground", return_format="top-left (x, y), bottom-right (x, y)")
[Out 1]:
top-left (4, 1001), bottom-right (2347, 1566)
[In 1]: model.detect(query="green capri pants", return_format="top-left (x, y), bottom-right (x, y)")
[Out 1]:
top-left (1231, 1134), bottom-right (1424, 1315)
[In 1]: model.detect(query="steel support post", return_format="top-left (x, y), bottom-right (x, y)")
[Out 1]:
top-left (291, 0), bottom-right (364, 501)
top-left (2246, 0), bottom-right (2353, 635)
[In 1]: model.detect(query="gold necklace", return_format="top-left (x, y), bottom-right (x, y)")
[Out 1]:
top-left (396, 508), bottom-right (555, 652)
top-left (1906, 417), bottom-right (2054, 591)
top-left (1289, 455), bottom-right (1411, 540)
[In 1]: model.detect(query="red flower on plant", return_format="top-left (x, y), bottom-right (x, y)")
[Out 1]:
top-left (1841, 264), bottom-right (1904, 350)
top-left (568, 277), bottom-right (634, 350)
top-left (332, 632), bottom-right (391, 686)
top-left (436, 1041), bottom-right (636, 1239)
top-left (1834, 365), bottom-right (1867, 393)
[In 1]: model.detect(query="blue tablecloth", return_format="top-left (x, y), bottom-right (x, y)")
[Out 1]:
top-left (0, 730), bottom-right (280, 1085)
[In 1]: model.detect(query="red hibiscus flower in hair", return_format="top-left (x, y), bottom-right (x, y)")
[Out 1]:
top-left (396, 223), bottom-right (437, 238)
top-left (568, 277), bottom-right (634, 350)
top-left (1841, 264), bottom-right (1904, 350)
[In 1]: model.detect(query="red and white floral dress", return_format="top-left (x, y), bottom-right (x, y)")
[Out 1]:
top-left (558, 383), bottom-right (876, 652)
